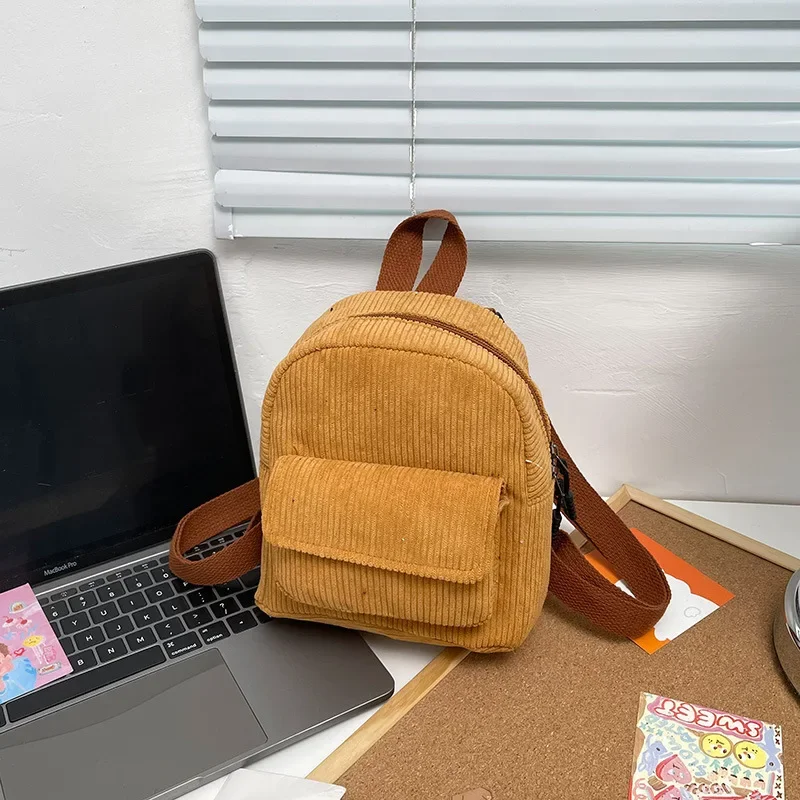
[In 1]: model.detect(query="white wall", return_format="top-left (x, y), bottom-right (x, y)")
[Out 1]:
top-left (2, 0), bottom-right (798, 503)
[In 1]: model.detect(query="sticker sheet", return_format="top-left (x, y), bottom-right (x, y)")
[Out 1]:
top-left (586, 528), bottom-right (734, 653)
top-left (631, 693), bottom-right (784, 799)
top-left (0, 583), bottom-right (73, 703)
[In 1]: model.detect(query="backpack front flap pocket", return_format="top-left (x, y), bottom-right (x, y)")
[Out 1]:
top-left (262, 456), bottom-right (507, 628)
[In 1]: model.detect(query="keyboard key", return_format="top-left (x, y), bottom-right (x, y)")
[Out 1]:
top-left (50, 620), bottom-right (61, 637)
top-left (188, 587), bottom-right (216, 608)
top-left (210, 598), bottom-right (240, 619)
top-left (149, 566), bottom-right (173, 584)
top-left (38, 596), bottom-right (50, 606)
top-left (133, 560), bottom-right (160, 573)
top-left (237, 588), bottom-right (256, 608)
top-left (125, 628), bottom-right (157, 651)
top-left (145, 584), bottom-right (174, 604)
top-left (70, 650), bottom-right (98, 674)
top-left (155, 618), bottom-right (185, 640)
top-left (89, 601), bottom-right (120, 624)
top-left (164, 632), bottom-right (201, 659)
top-left (103, 617), bottom-right (134, 638)
top-left (132, 606), bottom-right (163, 628)
top-left (240, 569), bottom-right (260, 589)
top-left (216, 579), bottom-right (242, 598)
top-left (228, 610), bottom-right (257, 635)
top-left (254, 608), bottom-right (271, 624)
top-left (209, 534), bottom-right (234, 547)
top-left (74, 627), bottom-right (105, 651)
top-left (124, 574), bottom-right (153, 592)
top-left (107, 568), bottom-right (132, 581)
top-left (79, 578), bottom-right (105, 591)
top-left (97, 582), bottom-right (125, 602)
top-left (188, 554), bottom-right (203, 562)
top-left (68, 592), bottom-right (98, 612)
top-left (182, 608), bottom-right (212, 630)
top-left (60, 612), bottom-right (91, 635)
top-left (198, 622), bottom-right (230, 645)
top-left (206, 546), bottom-right (223, 556)
top-left (159, 554), bottom-right (170, 565)
top-left (7, 647), bottom-right (165, 724)
top-left (50, 588), bottom-right (78, 601)
top-left (118, 593), bottom-right (147, 613)
top-left (96, 638), bottom-right (127, 663)
top-left (61, 637), bottom-right (75, 656)
top-left (159, 597), bottom-right (189, 618)
top-left (171, 578), bottom-right (194, 594)
top-left (45, 600), bottom-right (69, 621)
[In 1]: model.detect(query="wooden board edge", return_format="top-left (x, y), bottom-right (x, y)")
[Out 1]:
top-left (606, 484), bottom-right (634, 513)
top-left (307, 646), bottom-right (469, 784)
top-left (621, 484), bottom-right (800, 572)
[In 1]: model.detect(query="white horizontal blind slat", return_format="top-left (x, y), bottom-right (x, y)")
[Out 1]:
top-left (414, 178), bottom-right (800, 215)
top-left (415, 107), bottom-right (800, 144)
top-left (416, 1), bottom-right (800, 22)
top-left (435, 215), bottom-right (799, 243)
top-left (415, 69), bottom-right (800, 104)
top-left (414, 144), bottom-right (800, 180)
top-left (204, 66), bottom-right (410, 101)
top-left (199, 25), bottom-right (411, 62)
top-left (197, 0), bottom-right (410, 22)
top-left (216, 209), bottom-right (799, 244)
top-left (414, 28), bottom-right (800, 64)
top-left (215, 170), bottom-right (410, 210)
top-left (214, 209), bottom-right (411, 239)
top-left (211, 138), bottom-right (410, 174)
top-left (208, 104), bottom-right (410, 139)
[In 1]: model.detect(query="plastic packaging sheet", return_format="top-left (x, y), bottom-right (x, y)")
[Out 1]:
top-left (215, 767), bottom-right (346, 800)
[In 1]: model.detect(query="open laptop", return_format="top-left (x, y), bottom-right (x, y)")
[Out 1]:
top-left (0, 251), bottom-right (394, 800)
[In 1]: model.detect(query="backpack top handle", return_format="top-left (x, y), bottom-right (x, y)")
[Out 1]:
top-left (376, 209), bottom-right (468, 297)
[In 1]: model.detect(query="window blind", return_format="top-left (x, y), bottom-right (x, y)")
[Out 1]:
top-left (196, 0), bottom-right (800, 242)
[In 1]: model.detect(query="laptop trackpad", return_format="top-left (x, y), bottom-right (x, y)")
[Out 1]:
top-left (0, 649), bottom-right (267, 800)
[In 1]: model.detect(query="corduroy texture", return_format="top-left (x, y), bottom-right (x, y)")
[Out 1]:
top-left (263, 456), bottom-right (505, 628)
top-left (254, 297), bottom-right (554, 653)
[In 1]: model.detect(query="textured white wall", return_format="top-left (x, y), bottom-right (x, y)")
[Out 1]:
top-left (2, 1), bottom-right (798, 503)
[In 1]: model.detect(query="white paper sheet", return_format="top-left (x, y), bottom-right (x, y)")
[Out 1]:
top-left (215, 768), bottom-right (345, 800)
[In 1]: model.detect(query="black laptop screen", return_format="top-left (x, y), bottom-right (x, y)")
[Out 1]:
top-left (0, 252), bottom-right (255, 590)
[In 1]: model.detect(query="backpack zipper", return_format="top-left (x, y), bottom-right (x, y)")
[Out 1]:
top-left (353, 311), bottom-right (553, 449)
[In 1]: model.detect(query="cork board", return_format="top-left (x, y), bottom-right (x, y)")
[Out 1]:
top-left (310, 486), bottom-right (800, 799)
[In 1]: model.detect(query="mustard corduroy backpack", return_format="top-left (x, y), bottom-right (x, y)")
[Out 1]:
top-left (170, 210), bottom-right (670, 652)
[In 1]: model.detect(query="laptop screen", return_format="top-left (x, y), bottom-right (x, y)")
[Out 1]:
top-left (0, 251), bottom-right (255, 590)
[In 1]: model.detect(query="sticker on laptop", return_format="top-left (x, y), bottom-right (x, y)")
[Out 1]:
top-left (585, 528), bottom-right (734, 653)
top-left (631, 692), bottom-right (784, 799)
top-left (0, 583), bottom-right (73, 703)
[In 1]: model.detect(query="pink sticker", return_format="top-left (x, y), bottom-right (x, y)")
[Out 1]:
top-left (0, 583), bottom-right (73, 703)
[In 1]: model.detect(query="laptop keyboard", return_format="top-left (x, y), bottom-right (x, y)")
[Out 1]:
top-left (2, 531), bottom-right (267, 726)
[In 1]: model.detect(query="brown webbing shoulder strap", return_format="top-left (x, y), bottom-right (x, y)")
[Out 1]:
top-left (547, 428), bottom-right (671, 637)
top-left (169, 479), bottom-right (262, 585)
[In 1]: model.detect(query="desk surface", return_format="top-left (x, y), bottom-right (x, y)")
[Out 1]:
top-left (182, 498), bottom-right (800, 799)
